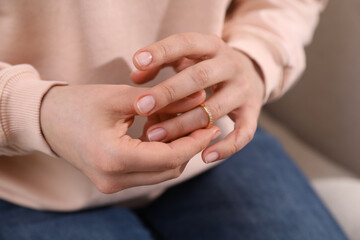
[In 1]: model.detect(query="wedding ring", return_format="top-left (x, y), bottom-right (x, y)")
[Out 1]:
top-left (200, 103), bottom-right (213, 129)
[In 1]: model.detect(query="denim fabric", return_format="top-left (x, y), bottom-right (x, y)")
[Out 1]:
top-left (0, 128), bottom-right (348, 240)
top-left (0, 202), bottom-right (153, 240)
top-left (136, 128), bottom-right (348, 240)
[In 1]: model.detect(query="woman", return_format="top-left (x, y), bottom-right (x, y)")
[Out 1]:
top-left (0, 0), bottom-right (348, 239)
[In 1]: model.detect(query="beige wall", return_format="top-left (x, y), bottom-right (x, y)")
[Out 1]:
top-left (265, 0), bottom-right (360, 174)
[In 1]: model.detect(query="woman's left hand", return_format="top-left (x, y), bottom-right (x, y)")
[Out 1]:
top-left (131, 32), bottom-right (265, 164)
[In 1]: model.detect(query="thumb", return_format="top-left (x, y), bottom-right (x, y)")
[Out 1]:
top-left (168, 125), bottom-right (221, 161)
top-left (112, 85), bottom-right (151, 115)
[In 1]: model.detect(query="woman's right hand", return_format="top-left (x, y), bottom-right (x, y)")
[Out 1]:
top-left (40, 84), bottom-right (219, 194)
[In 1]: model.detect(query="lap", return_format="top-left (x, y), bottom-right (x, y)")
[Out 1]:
top-left (0, 128), bottom-right (348, 240)
top-left (135, 127), bottom-right (348, 240)
top-left (0, 200), bottom-right (153, 240)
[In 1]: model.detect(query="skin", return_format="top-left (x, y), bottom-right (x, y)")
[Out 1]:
top-left (40, 32), bottom-right (264, 194)
top-left (132, 32), bottom-right (265, 163)
top-left (40, 84), bottom-right (219, 194)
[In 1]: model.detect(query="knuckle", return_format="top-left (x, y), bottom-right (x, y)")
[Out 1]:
top-left (159, 83), bottom-right (177, 103)
top-left (166, 154), bottom-right (182, 170)
top-left (172, 168), bottom-right (182, 178)
top-left (190, 65), bottom-right (211, 88)
top-left (179, 162), bottom-right (187, 173)
top-left (156, 42), bottom-right (170, 61)
top-left (176, 33), bottom-right (195, 50)
top-left (167, 159), bottom-right (180, 170)
top-left (231, 142), bottom-right (239, 155)
top-left (232, 129), bottom-right (243, 154)
top-left (208, 34), bottom-right (223, 50)
top-left (233, 128), bottom-right (255, 152)
top-left (173, 118), bottom-right (186, 136)
top-left (236, 79), bottom-right (251, 97)
top-left (93, 156), bottom-right (126, 174)
top-left (245, 128), bottom-right (255, 143)
top-left (94, 178), bottom-right (123, 194)
top-left (190, 134), bottom-right (205, 152)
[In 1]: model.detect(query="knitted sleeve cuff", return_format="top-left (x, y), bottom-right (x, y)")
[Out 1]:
top-left (0, 64), bottom-right (68, 157)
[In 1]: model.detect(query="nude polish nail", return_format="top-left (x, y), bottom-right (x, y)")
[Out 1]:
top-left (204, 152), bottom-right (219, 163)
top-left (135, 52), bottom-right (152, 67)
top-left (137, 95), bottom-right (155, 114)
top-left (148, 128), bottom-right (167, 142)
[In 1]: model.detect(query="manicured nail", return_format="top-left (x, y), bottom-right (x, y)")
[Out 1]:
top-left (148, 128), bottom-right (167, 142)
top-left (135, 52), bottom-right (152, 67)
top-left (204, 152), bottom-right (219, 163)
top-left (137, 95), bottom-right (155, 114)
top-left (211, 130), bottom-right (221, 141)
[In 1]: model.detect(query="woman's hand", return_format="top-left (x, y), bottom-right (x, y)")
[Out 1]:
top-left (131, 32), bottom-right (265, 164)
top-left (40, 84), bottom-right (219, 194)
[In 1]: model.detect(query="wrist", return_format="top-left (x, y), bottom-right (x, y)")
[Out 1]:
top-left (40, 85), bottom-right (67, 157)
top-left (249, 57), bottom-right (266, 105)
top-left (232, 49), bottom-right (266, 105)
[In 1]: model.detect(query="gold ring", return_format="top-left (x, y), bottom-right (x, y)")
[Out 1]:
top-left (200, 103), bottom-right (213, 129)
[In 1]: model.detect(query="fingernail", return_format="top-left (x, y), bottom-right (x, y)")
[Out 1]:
top-left (148, 128), bottom-right (167, 142)
top-left (211, 130), bottom-right (221, 141)
top-left (204, 152), bottom-right (219, 163)
top-left (135, 52), bottom-right (152, 67)
top-left (137, 95), bottom-right (155, 114)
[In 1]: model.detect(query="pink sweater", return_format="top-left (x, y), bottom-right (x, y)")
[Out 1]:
top-left (0, 0), bottom-right (325, 211)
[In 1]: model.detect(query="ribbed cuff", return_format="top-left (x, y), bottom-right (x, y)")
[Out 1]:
top-left (226, 33), bottom-right (285, 104)
top-left (0, 64), bottom-right (68, 157)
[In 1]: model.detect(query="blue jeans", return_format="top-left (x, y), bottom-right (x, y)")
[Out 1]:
top-left (0, 128), bottom-right (348, 240)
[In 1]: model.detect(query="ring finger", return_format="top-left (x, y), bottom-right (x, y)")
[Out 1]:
top-left (146, 83), bottom-right (245, 142)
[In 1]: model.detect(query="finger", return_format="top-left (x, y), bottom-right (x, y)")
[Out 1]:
top-left (112, 85), bottom-right (203, 116)
top-left (172, 58), bottom-right (199, 72)
top-left (140, 90), bottom-right (205, 141)
top-left (134, 57), bottom-right (235, 116)
top-left (123, 162), bottom-right (188, 185)
top-left (131, 67), bottom-right (161, 84)
top-left (140, 112), bottom-right (179, 141)
top-left (201, 104), bottom-right (261, 164)
top-left (124, 162), bottom-right (188, 187)
top-left (146, 107), bottom-right (204, 142)
top-left (133, 33), bottom-right (222, 70)
top-left (157, 90), bottom-right (206, 114)
top-left (140, 114), bottom-right (161, 141)
top-left (146, 84), bottom-right (242, 142)
top-left (131, 58), bottom-right (198, 85)
top-left (112, 85), bottom-right (150, 115)
top-left (97, 162), bottom-right (188, 194)
top-left (123, 125), bottom-right (219, 171)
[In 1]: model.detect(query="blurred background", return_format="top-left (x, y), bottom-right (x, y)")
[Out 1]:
top-left (258, 1), bottom-right (360, 239)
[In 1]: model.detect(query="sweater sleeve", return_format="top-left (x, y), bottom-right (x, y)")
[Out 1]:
top-left (0, 63), bottom-right (68, 157)
top-left (222, 0), bottom-right (326, 103)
